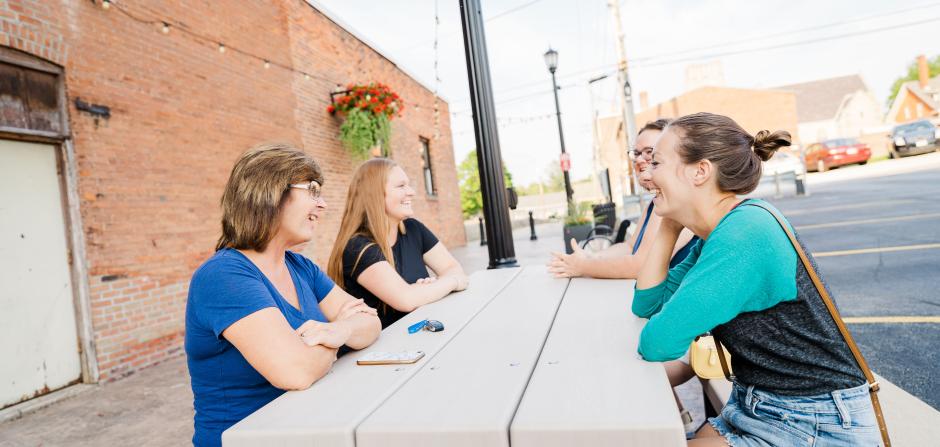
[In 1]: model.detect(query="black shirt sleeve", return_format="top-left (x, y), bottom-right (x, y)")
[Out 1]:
top-left (404, 219), bottom-right (440, 254)
top-left (342, 235), bottom-right (386, 281)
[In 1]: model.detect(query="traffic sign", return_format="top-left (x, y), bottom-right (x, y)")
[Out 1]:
top-left (560, 153), bottom-right (571, 172)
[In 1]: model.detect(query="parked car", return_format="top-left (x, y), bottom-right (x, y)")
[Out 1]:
top-left (890, 119), bottom-right (940, 158)
top-left (763, 149), bottom-right (806, 177)
top-left (805, 138), bottom-right (871, 172)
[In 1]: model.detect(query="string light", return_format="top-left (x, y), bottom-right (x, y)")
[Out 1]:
top-left (97, 0), bottom-right (446, 114)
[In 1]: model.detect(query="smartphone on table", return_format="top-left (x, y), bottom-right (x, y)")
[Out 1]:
top-left (356, 350), bottom-right (426, 365)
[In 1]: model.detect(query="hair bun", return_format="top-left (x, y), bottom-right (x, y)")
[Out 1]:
top-left (753, 130), bottom-right (792, 162)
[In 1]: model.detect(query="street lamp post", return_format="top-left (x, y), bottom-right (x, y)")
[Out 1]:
top-left (544, 48), bottom-right (574, 205)
top-left (459, 0), bottom-right (518, 269)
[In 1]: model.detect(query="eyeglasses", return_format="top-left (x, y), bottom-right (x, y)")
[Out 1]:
top-left (630, 146), bottom-right (654, 159)
top-left (289, 181), bottom-right (322, 200)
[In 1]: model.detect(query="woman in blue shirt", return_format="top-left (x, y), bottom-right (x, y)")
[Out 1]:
top-left (636, 113), bottom-right (878, 446)
top-left (185, 144), bottom-right (381, 447)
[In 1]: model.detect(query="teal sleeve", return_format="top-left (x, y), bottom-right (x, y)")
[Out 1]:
top-left (631, 241), bottom-right (701, 318)
top-left (637, 205), bottom-right (798, 362)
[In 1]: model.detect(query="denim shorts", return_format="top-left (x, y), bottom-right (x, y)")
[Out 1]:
top-left (708, 382), bottom-right (883, 446)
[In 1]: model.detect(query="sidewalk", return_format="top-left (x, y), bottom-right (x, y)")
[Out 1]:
top-left (2, 212), bottom-right (938, 446)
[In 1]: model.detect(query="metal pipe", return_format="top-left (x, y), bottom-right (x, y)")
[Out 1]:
top-left (479, 217), bottom-right (487, 246)
top-left (549, 70), bottom-right (575, 204)
top-left (459, 0), bottom-right (517, 268)
top-left (529, 211), bottom-right (538, 240)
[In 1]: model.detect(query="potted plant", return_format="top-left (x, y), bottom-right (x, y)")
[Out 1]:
top-left (327, 83), bottom-right (404, 160)
top-left (562, 200), bottom-right (593, 254)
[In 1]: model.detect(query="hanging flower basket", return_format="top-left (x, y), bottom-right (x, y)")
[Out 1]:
top-left (327, 83), bottom-right (405, 160)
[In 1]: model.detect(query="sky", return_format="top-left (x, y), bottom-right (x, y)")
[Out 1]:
top-left (314, 0), bottom-right (940, 186)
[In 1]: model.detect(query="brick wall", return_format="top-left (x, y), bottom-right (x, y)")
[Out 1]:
top-left (637, 86), bottom-right (800, 144)
top-left (2, 0), bottom-right (464, 381)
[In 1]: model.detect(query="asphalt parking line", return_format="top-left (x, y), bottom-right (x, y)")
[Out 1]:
top-left (795, 212), bottom-right (940, 231)
top-left (780, 199), bottom-right (918, 217)
top-left (813, 243), bottom-right (940, 257)
top-left (844, 316), bottom-right (940, 324)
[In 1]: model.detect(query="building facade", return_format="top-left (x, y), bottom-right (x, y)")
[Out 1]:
top-left (635, 86), bottom-right (800, 143)
top-left (0, 0), bottom-right (464, 410)
top-left (776, 75), bottom-right (884, 144)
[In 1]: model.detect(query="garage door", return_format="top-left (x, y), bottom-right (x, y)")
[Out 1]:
top-left (0, 139), bottom-right (81, 409)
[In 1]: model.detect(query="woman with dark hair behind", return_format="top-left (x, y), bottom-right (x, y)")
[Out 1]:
top-left (185, 143), bottom-right (381, 447)
top-left (547, 119), bottom-right (698, 279)
top-left (634, 112), bottom-right (880, 446)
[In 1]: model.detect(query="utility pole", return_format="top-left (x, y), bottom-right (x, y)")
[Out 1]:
top-left (608, 0), bottom-right (645, 214)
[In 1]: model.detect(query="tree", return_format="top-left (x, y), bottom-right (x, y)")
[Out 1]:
top-left (888, 55), bottom-right (940, 105)
top-left (457, 150), bottom-right (513, 219)
top-left (541, 160), bottom-right (565, 193)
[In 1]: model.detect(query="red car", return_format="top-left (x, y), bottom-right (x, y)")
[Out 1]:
top-left (805, 138), bottom-right (871, 172)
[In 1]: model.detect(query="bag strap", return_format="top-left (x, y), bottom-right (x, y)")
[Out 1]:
top-left (745, 201), bottom-right (891, 447)
top-left (716, 338), bottom-right (732, 380)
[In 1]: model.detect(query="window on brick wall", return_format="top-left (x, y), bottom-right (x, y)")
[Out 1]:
top-left (419, 137), bottom-right (436, 196)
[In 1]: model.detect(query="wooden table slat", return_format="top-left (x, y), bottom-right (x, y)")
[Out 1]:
top-left (510, 277), bottom-right (686, 447)
top-left (356, 267), bottom-right (569, 447)
top-left (222, 267), bottom-right (522, 447)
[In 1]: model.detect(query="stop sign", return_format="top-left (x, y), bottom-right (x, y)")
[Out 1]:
top-left (560, 152), bottom-right (571, 172)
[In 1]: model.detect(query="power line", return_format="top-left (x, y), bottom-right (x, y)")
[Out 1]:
top-left (395, 0), bottom-right (547, 53)
top-left (454, 2), bottom-right (939, 105)
top-left (631, 15), bottom-right (940, 69)
top-left (630, 0), bottom-right (940, 64)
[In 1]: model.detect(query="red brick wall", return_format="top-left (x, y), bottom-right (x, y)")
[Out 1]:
top-left (637, 86), bottom-right (801, 144)
top-left (2, 0), bottom-right (464, 381)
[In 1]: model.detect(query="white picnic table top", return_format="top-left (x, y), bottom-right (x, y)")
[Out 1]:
top-left (224, 266), bottom-right (685, 447)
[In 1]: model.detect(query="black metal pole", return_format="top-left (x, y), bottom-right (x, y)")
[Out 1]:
top-left (529, 211), bottom-right (538, 240)
top-left (459, 0), bottom-right (517, 269)
top-left (550, 70), bottom-right (574, 204)
top-left (478, 217), bottom-right (487, 246)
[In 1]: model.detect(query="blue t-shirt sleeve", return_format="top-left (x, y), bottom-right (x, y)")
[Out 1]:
top-left (189, 254), bottom-right (276, 338)
top-left (287, 251), bottom-right (335, 303)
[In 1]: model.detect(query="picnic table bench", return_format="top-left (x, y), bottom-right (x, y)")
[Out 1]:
top-left (224, 266), bottom-right (685, 446)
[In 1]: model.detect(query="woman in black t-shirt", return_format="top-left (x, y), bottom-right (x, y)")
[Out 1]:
top-left (327, 158), bottom-right (469, 328)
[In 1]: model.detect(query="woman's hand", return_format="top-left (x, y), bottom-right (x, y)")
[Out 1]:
top-left (415, 277), bottom-right (437, 285)
top-left (334, 298), bottom-right (377, 321)
top-left (296, 321), bottom-right (351, 349)
top-left (546, 239), bottom-right (589, 278)
top-left (448, 274), bottom-right (469, 292)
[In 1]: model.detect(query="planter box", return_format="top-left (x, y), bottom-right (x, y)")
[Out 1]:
top-left (562, 223), bottom-right (593, 254)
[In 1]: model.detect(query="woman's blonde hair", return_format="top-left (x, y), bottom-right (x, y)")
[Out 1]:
top-left (327, 158), bottom-right (405, 288)
top-left (215, 143), bottom-right (324, 252)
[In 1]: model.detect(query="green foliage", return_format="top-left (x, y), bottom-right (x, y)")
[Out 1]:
top-left (541, 160), bottom-right (566, 193)
top-left (457, 150), bottom-right (513, 219)
top-left (564, 200), bottom-right (593, 226)
top-left (338, 108), bottom-right (391, 160)
top-left (888, 55), bottom-right (940, 105)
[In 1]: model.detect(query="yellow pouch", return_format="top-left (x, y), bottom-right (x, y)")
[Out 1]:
top-left (689, 335), bottom-right (732, 380)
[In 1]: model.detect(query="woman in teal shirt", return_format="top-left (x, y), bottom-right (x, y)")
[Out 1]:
top-left (635, 112), bottom-right (880, 446)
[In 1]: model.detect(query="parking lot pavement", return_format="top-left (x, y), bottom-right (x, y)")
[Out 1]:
top-left (765, 163), bottom-right (940, 411)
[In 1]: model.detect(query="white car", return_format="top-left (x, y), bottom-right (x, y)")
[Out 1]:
top-left (763, 150), bottom-right (806, 177)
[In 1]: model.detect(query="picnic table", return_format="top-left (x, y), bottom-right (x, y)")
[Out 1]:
top-left (224, 266), bottom-right (685, 446)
